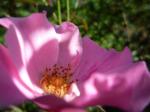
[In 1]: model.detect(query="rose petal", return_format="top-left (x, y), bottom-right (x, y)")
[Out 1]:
top-left (74, 61), bottom-right (150, 112)
top-left (0, 13), bottom-right (59, 93)
top-left (59, 108), bottom-right (86, 112)
top-left (72, 37), bottom-right (150, 111)
top-left (27, 39), bottom-right (59, 87)
top-left (73, 37), bottom-right (132, 81)
top-left (34, 95), bottom-right (86, 112)
top-left (55, 22), bottom-right (83, 70)
top-left (0, 45), bottom-right (27, 107)
top-left (0, 12), bottom-right (58, 72)
top-left (33, 95), bottom-right (73, 110)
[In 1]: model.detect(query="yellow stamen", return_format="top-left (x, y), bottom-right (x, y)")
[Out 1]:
top-left (40, 64), bottom-right (73, 97)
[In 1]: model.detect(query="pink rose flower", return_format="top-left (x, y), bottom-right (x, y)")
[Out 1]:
top-left (0, 13), bottom-right (150, 112)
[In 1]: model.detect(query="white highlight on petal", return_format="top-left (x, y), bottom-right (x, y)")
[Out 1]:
top-left (84, 79), bottom-right (97, 96)
top-left (24, 42), bottom-right (33, 64)
top-left (6, 26), bottom-right (26, 66)
top-left (64, 83), bottom-right (80, 102)
top-left (107, 76), bottom-right (115, 88)
top-left (30, 29), bottom-right (57, 51)
top-left (69, 31), bottom-right (82, 56)
top-left (13, 78), bottom-right (34, 99)
top-left (71, 83), bottom-right (80, 96)
top-left (19, 67), bottom-right (43, 96)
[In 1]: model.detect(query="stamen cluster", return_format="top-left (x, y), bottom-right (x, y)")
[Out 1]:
top-left (40, 64), bottom-right (73, 97)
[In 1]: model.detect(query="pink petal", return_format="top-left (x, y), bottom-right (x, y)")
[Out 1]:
top-left (0, 45), bottom-right (27, 107)
top-left (34, 95), bottom-right (86, 112)
top-left (73, 37), bottom-right (132, 81)
top-left (55, 22), bottom-right (83, 70)
top-left (59, 108), bottom-right (86, 112)
top-left (74, 61), bottom-right (150, 111)
top-left (26, 39), bottom-right (59, 87)
top-left (0, 13), bottom-right (59, 93)
top-left (33, 95), bottom-right (73, 110)
top-left (64, 82), bottom-right (80, 102)
top-left (0, 12), bottom-right (58, 72)
top-left (72, 37), bottom-right (150, 111)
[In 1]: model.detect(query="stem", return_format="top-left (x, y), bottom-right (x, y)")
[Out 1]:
top-left (57, 0), bottom-right (62, 24)
top-left (97, 105), bottom-right (106, 112)
top-left (66, 0), bottom-right (70, 21)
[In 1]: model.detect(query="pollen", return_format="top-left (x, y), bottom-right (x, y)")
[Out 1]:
top-left (40, 64), bottom-right (73, 97)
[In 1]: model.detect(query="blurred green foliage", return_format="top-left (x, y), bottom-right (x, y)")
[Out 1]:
top-left (0, 0), bottom-right (150, 112)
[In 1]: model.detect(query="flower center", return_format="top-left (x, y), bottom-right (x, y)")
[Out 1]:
top-left (40, 64), bottom-right (73, 97)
